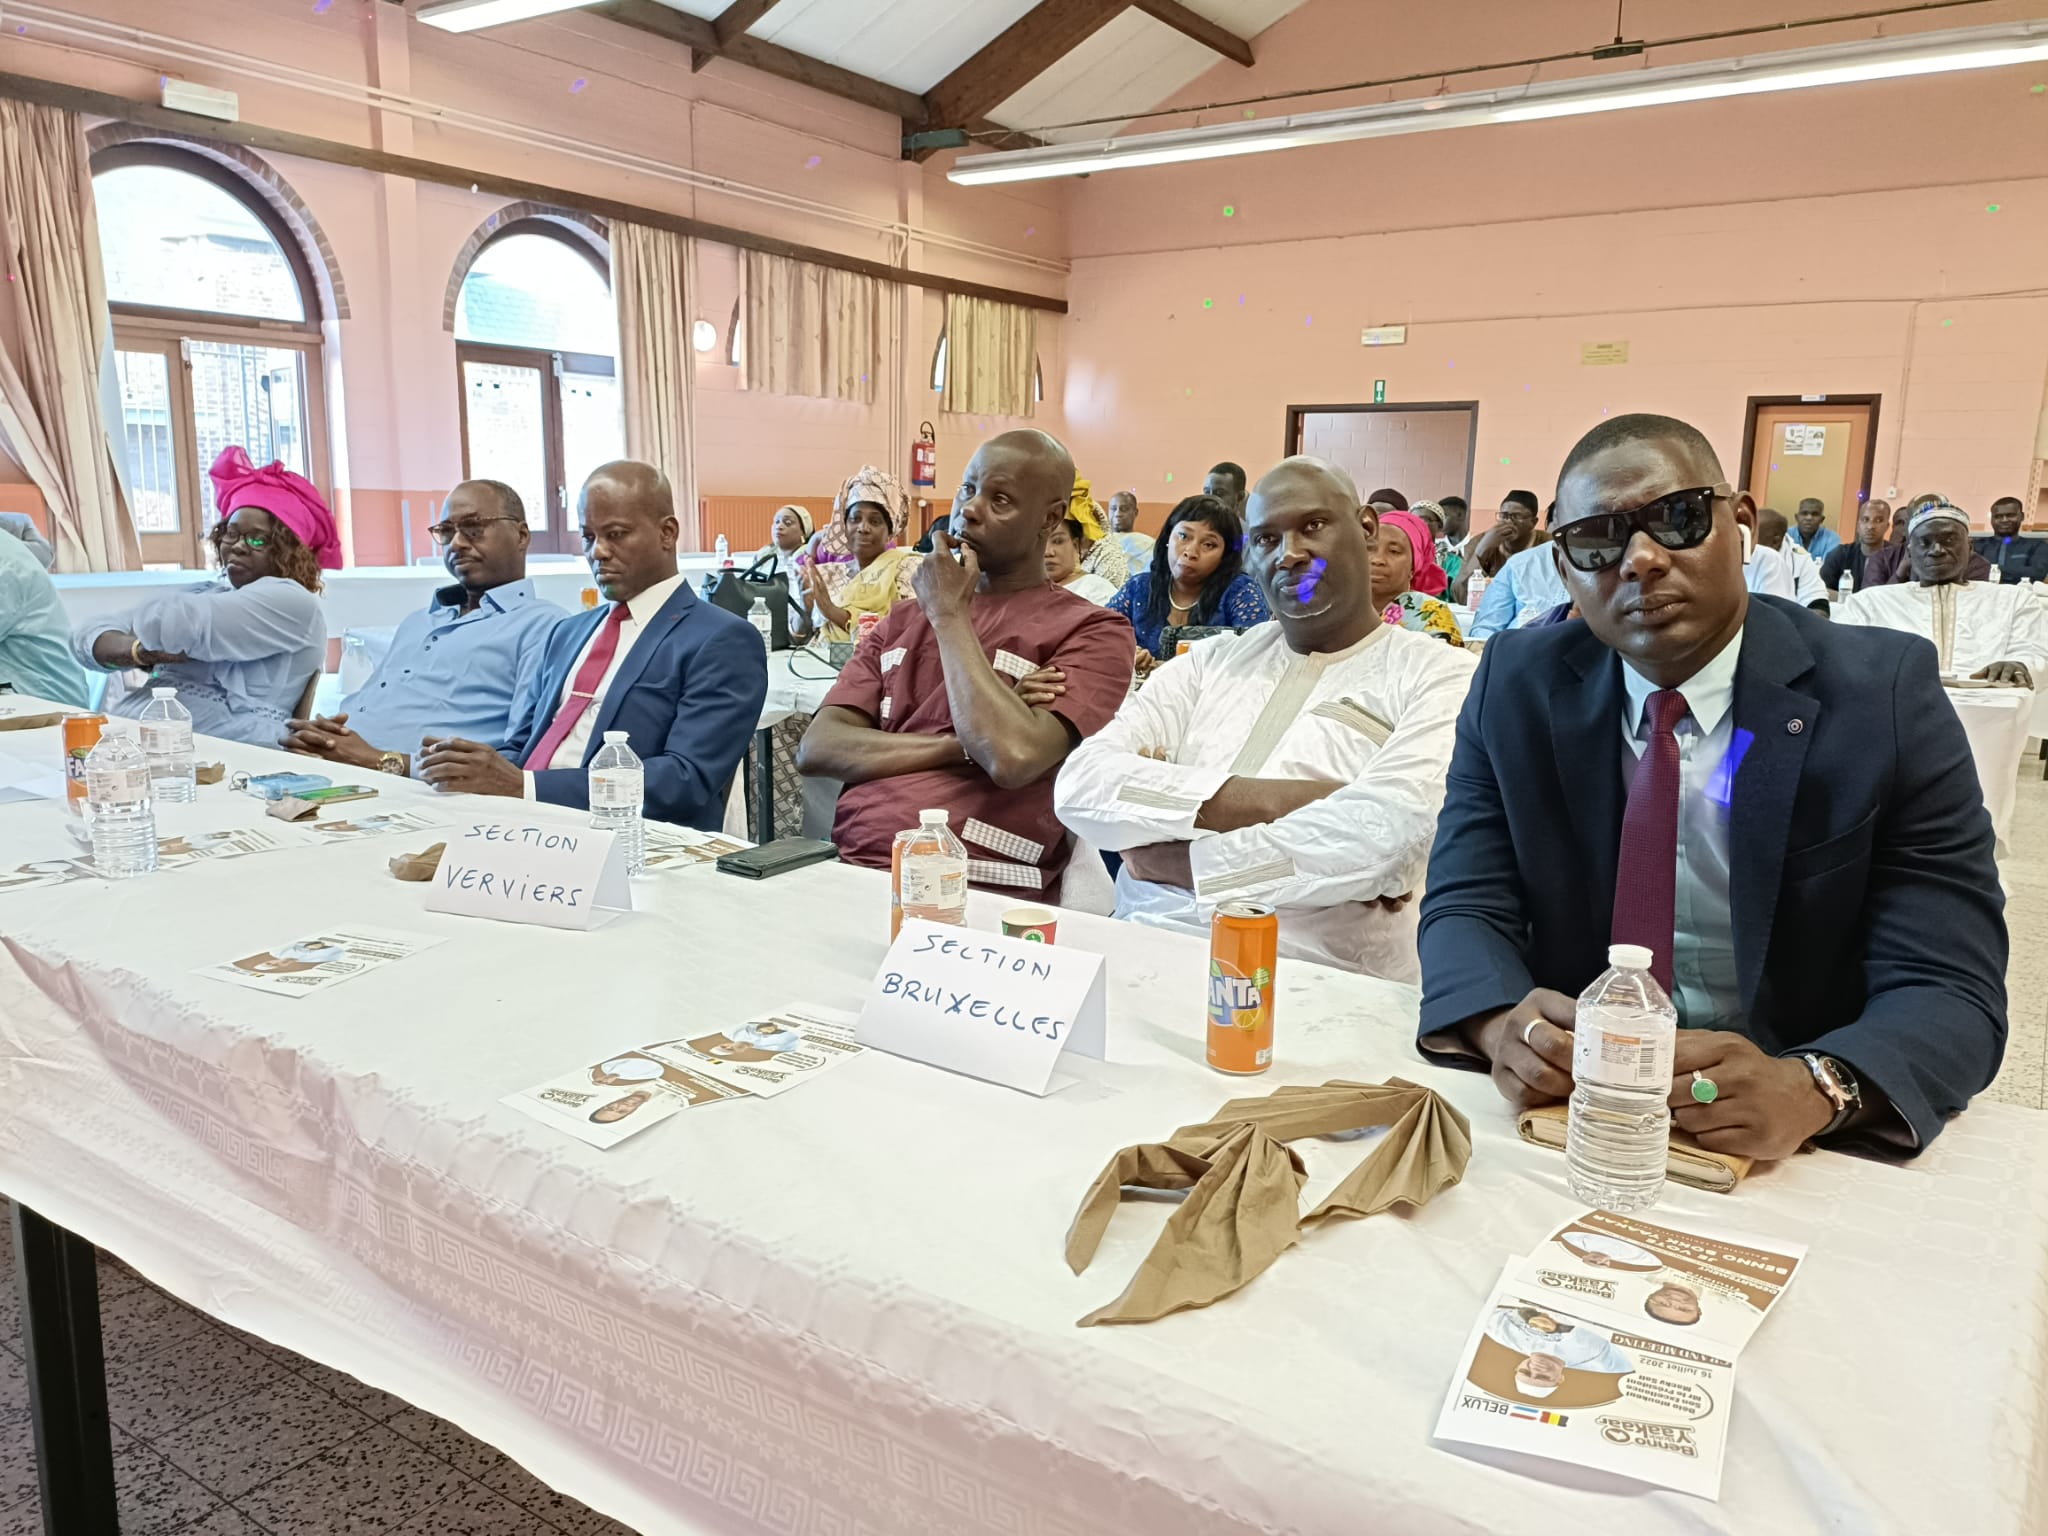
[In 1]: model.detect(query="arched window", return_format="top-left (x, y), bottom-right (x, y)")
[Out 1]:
top-left (93, 146), bottom-right (330, 568)
top-left (453, 222), bottom-right (621, 555)
top-left (930, 329), bottom-right (1044, 405)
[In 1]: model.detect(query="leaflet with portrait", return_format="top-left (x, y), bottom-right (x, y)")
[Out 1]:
top-left (195, 926), bottom-right (447, 998)
top-left (502, 1048), bottom-right (744, 1150)
top-left (637, 1004), bottom-right (864, 1098)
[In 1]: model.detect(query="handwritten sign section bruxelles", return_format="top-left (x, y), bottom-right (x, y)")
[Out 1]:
top-left (424, 820), bottom-right (633, 932)
top-left (857, 919), bottom-right (1107, 1095)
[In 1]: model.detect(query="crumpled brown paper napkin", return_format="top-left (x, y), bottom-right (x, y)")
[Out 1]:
top-left (389, 842), bottom-right (445, 881)
top-left (195, 762), bottom-right (227, 785)
top-left (1065, 1078), bottom-right (1471, 1326)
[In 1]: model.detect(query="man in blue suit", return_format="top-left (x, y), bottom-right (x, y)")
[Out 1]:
top-left (419, 461), bottom-right (765, 831)
top-left (1417, 413), bottom-right (2006, 1159)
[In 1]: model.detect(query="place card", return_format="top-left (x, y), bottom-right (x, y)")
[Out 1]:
top-left (856, 919), bottom-right (1106, 1095)
top-left (424, 817), bottom-right (632, 931)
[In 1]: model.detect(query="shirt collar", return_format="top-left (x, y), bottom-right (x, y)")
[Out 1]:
top-left (621, 571), bottom-right (685, 627)
top-left (1622, 623), bottom-right (1745, 739)
top-left (430, 576), bottom-right (536, 618)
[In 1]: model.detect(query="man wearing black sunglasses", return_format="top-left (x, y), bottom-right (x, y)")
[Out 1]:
top-left (1416, 412), bottom-right (2006, 1161)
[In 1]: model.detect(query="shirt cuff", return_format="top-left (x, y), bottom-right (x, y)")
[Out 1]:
top-left (523, 770), bottom-right (537, 802)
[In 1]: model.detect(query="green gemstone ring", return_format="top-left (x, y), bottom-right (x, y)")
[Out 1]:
top-left (1690, 1070), bottom-right (1719, 1105)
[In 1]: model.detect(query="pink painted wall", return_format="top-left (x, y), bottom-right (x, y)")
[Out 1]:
top-left (1053, 0), bottom-right (2048, 526)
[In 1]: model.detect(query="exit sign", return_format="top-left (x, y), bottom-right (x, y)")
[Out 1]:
top-left (1373, 379), bottom-right (1386, 403)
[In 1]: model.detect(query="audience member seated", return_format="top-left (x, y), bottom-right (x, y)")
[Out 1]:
top-left (1371, 507), bottom-right (1465, 645)
top-left (1752, 508), bottom-right (1826, 607)
top-left (1835, 499), bottom-right (2048, 686)
top-left (1046, 515), bottom-right (1118, 603)
top-left (417, 462), bottom-right (765, 832)
top-left (1069, 479), bottom-right (1130, 593)
top-left (1056, 459), bottom-right (1475, 980)
top-left (1468, 497), bottom-right (1566, 637)
top-left (754, 503), bottom-right (816, 636)
top-left (0, 514), bottom-right (88, 706)
top-left (0, 511), bottom-right (55, 571)
top-left (1787, 496), bottom-right (1841, 560)
top-left (1454, 490), bottom-right (1543, 609)
top-left (1416, 412), bottom-right (2006, 1158)
top-left (1975, 495), bottom-right (2048, 583)
top-left (1819, 496), bottom-right (1892, 593)
top-left (1107, 494), bottom-right (1270, 673)
top-left (798, 467), bottom-right (920, 643)
top-left (1203, 461), bottom-right (1247, 517)
top-left (73, 447), bottom-right (331, 745)
top-left (1437, 494), bottom-right (1473, 586)
top-left (1864, 493), bottom-right (1990, 585)
top-left (281, 479), bottom-right (564, 774)
top-left (796, 429), bottom-right (1133, 903)
top-left (1109, 489), bottom-right (1153, 564)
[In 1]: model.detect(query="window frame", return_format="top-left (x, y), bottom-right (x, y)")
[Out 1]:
top-left (930, 328), bottom-right (1044, 404)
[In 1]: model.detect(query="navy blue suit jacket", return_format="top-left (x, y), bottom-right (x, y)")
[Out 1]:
top-left (503, 580), bottom-right (767, 832)
top-left (1417, 595), bottom-right (2007, 1150)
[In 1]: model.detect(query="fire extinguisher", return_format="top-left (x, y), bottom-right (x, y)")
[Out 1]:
top-left (910, 421), bottom-right (937, 489)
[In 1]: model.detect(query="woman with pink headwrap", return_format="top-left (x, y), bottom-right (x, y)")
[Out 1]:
top-left (73, 447), bottom-right (333, 744)
top-left (795, 465), bottom-right (920, 643)
top-left (1368, 506), bottom-right (1465, 646)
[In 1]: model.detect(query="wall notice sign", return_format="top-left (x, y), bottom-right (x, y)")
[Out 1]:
top-left (1361, 325), bottom-right (1407, 347)
top-left (857, 919), bottom-right (1107, 1095)
top-left (1580, 340), bottom-right (1630, 366)
top-left (1782, 423), bottom-right (1827, 456)
top-left (424, 819), bottom-right (632, 931)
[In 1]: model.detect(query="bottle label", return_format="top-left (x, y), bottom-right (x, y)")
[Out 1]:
top-left (91, 766), bottom-right (151, 806)
top-left (139, 722), bottom-right (190, 752)
top-left (1573, 1014), bottom-right (1673, 1089)
top-left (589, 770), bottom-right (643, 809)
top-left (900, 856), bottom-right (966, 909)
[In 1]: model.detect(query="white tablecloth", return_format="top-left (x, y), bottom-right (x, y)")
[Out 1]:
top-left (1948, 687), bottom-right (2033, 852)
top-left (2, 714), bottom-right (2046, 1536)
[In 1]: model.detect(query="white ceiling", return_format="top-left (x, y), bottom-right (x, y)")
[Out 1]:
top-left (644, 0), bottom-right (1312, 130)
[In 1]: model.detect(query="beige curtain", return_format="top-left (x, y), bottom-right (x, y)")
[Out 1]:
top-left (0, 101), bottom-right (137, 572)
top-left (941, 293), bottom-right (1036, 420)
top-left (740, 250), bottom-right (878, 404)
top-left (612, 222), bottom-right (701, 548)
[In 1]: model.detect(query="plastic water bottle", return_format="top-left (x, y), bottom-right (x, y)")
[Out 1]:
top-left (715, 533), bottom-right (731, 567)
top-left (891, 808), bottom-right (967, 940)
top-left (1566, 943), bottom-right (1678, 1213)
top-left (1988, 561), bottom-right (2002, 584)
top-left (1466, 572), bottom-right (1491, 610)
top-left (748, 596), bottom-right (773, 648)
top-left (137, 686), bottom-right (196, 803)
top-left (587, 730), bottom-right (646, 875)
top-left (84, 729), bottom-right (158, 878)
top-left (1836, 570), bottom-right (1854, 604)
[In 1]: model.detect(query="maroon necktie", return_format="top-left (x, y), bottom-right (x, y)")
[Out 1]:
top-left (523, 604), bottom-right (626, 772)
top-left (1611, 688), bottom-right (1687, 994)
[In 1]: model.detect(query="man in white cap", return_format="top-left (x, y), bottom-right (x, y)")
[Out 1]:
top-left (1835, 499), bottom-right (2048, 685)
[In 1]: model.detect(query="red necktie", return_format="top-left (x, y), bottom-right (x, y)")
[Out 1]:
top-left (1611, 688), bottom-right (1687, 995)
top-left (523, 604), bottom-right (626, 772)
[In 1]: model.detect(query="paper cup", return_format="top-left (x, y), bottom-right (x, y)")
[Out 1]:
top-left (1001, 905), bottom-right (1058, 943)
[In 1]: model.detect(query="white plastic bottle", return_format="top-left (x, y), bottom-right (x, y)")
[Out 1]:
top-left (1565, 943), bottom-right (1678, 1213)
top-left (1465, 571), bottom-right (1490, 612)
top-left (1836, 570), bottom-right (1854, 605)
top-left (715, 533), bottom-right (731, 567)
top-left (588, 730), bottom-right (646, 875)
top-left (137, 686), bottom-right (196, 804)
top-left (748, 596), bottom-right (773, 648)
top-left (84, 729), bottom-right (159, 879)
top-left (891, 808), bottom-right (967, 939)
top-left (1988, 561), bottom-right (2003, 584)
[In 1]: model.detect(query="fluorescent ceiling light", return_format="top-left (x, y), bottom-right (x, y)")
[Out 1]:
top-left (950, 20), bottom-right (2048, 185)
top-left (417, 0), bottom-right (598, 34)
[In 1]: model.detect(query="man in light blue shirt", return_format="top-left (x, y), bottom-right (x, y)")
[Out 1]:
top-left (283, 480), bottom-right (562, 774)
top-left (1787, 497), bottom-right (1841, 561)
top-left (1468, 541), bottom-right (1571, 638)
top-left (0, 523), bottom-right (88, 706)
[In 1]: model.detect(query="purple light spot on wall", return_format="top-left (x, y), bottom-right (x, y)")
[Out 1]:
top-left (1237, 294), bottom-right (1246, 305)
top-left (1447, 359), bottom-right (1455, 368)
top-left (805, 155), bottom-right (822, 169)
top-left (1772, 462), bottom-right (1780, 472)
top-left (570, 78), bottom-right (588, 93)
top-left (1523, 382), bottom-right (1532, 391)
top-left (313, 0), bottom-right (334, 13)
top-left (1304, 314), bottom-right (1313, 327)
top-left (1025, 225), bottom-right (1037, 237)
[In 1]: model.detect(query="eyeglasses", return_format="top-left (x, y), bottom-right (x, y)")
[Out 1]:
top-left (1554, 484), bottom-right (1726, 573)
top-left (211, 528), bottom-right (269, 551)
top-left (428, 515), bottom-right (522, 546)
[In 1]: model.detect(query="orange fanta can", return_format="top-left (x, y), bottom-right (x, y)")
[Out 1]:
top-left (1207, 901), bottom-right (1277, 1074)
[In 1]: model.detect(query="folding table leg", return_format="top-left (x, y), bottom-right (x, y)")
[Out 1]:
top-left (11, 1203), bottom-right (119, 1535)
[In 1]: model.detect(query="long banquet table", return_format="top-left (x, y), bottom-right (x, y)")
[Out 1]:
top-left (3, 708), bottom-right (2047, 1535)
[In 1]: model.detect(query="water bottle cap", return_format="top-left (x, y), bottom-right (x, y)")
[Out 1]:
top-left (151, 686), bottom-right (175, 699)
top-left (602, 730), bottom-right (628, 743)
top-left (919, 808), bottom-right (949, 825)
top-left (1609, 942), bottom-right (1654, 971)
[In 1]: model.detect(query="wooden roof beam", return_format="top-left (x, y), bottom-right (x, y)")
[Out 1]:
top-left (1130, 0), bottom-right (1254, 67)
top-left (921, 0), bottom-right (1127, 131)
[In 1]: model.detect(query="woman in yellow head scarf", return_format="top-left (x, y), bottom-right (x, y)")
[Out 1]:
top-left (799, 466), bottom-right (921, 643)
top-left (1068, 476), bottom-right (1130, 590)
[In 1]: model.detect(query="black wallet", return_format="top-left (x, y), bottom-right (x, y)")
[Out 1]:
top-left (716, 837), bottom-right (839, 879)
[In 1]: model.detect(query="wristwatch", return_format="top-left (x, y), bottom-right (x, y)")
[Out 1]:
top-left (376, 751), bottom-right (409, 777)
top-left (1801, 1053), bottom-right (1861, 1138)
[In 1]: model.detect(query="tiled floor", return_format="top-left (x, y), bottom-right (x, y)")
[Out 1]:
top-left (5, 760), bottom-right (2046, 1535)
top-left (0, 1212), bottom-right (634, 1534)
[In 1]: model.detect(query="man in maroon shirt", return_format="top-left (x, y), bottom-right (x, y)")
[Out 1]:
top-left (798, 430), bottom-right (1135, 902)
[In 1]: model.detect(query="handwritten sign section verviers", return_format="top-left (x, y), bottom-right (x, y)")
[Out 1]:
top-left (424, 820), bottom-right (633, 932)
top-left (857, 919), bottom-right (1107, 1095)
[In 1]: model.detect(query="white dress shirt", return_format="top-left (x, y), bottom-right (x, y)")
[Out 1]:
top-left (524, 571), bottom-right (686, 797)
top-left (1834, 579), bottom-right (2048, 677)
top-left (1054, 621), bottom-right (1477, 981)
top-left (1743, 542), bottom-right (1798, 601)
top-left (1620, 626), bottom-right (1745, 1030)
top-left (1777, 541), bottom-right (1827, 605)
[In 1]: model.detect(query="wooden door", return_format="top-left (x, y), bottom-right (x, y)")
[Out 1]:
top-left (1743, 400), bottom-right (1877, 538)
